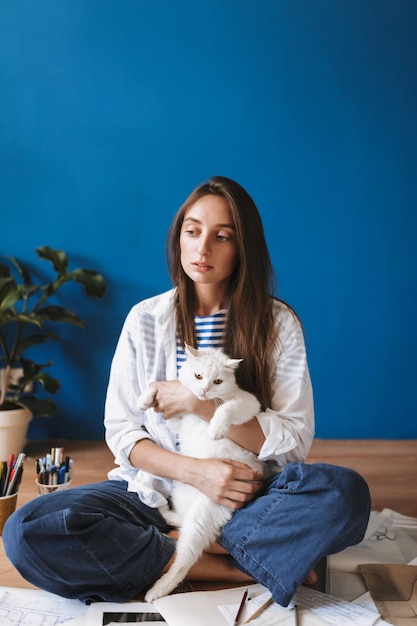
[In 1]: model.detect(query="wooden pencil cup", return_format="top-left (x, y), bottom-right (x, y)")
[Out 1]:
top-left (0, 491), bottom-right (18, 535)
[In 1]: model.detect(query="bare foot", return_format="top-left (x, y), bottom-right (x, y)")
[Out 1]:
top-left (303, 569), bottom-right (319, 586)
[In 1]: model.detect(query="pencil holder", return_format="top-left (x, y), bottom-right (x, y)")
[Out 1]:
top-left (0, 491), bottom-right (18, 535)
top-left (36, 479), bottom-right (72, 496)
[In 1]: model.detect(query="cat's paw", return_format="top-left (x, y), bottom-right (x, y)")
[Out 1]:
top-left (145, 575), bottom-right (176, 603)
top-left (161, 509), bottom-right (181, 527)
top-left (208, 419), bottom-right (228, 440)
top-left (138, 387), bottom-right (157, 410)
top-left (144, 584), bottom-right (162, 603)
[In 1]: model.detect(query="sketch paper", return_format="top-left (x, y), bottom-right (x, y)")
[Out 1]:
top-left (0, 586), bottom-right (87, 625)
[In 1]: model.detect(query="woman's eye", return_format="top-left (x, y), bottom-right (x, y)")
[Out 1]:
top-left (185, 229), bottom-right (197, 237)
top-left (217, 231), bottom-right (234, 241)
top-left (194, 373), bottom-right (203, 380)
top-left (213, 379), bottom-right (223, 385)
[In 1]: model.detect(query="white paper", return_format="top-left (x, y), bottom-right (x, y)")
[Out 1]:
top-left (249, 613), bottom-right (326, 626)
top-left (153, 586), bottom-right (250, 626)
top-left (218, 589), bottom-right (289, 623)
top-left (0, 586), bottom-right (87, 625)
top-left (293, 586), bottom-right (383, 626)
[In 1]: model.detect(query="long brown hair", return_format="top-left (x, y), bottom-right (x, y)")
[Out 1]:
top-left (166, 175), bottom-right (280, 410)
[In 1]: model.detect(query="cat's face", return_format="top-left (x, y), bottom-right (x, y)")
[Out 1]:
top-left (179, 345), bottom-right (241, 400)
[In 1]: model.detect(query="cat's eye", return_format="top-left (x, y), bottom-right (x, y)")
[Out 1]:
top-left (213, 379), bottom-right (223, 385)
top-left (194, 373), bottom-right (203, 380)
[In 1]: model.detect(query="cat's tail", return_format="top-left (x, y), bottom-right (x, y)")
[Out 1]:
top-left (145, 496), bottom-right (231, 602)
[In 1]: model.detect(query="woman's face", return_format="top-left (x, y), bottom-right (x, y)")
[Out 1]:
top-left (180, 194), bottom-right (238, 292)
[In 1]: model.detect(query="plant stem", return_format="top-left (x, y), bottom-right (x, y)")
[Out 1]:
top-left (0, 364), bottom-right (11, 405)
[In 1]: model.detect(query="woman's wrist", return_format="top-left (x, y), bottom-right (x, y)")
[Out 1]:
top-left (191, 397), bottom-right (217, 422)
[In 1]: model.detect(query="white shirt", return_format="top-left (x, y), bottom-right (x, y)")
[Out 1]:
top-left (104, 289), bottom-right (315, 507)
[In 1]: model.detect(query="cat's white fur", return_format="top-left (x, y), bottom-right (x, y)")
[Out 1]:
top-left (140, 344), bottom-right (268, 602)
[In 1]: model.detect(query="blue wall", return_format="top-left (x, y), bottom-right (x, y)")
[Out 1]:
top-left (1, 1), bottom-right (416, 440)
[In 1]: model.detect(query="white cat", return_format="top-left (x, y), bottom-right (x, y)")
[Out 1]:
top-left (140, 344), bottom-right (268, 602)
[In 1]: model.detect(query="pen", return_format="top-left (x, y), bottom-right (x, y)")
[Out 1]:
top-left (294, 604), bottom-right (299, 626)
top-left (232, 588), bottom-right (248, 626)
top-left (242, 595), bottom-right (274, 624)
top-left (36, 449), bottom-right (73, 485)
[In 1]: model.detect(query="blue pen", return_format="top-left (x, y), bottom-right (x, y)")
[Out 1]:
top-left (58, 465), bottom-right (67, 484)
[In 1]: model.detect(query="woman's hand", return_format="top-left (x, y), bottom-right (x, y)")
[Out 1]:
top-left (150, 380), bottom-right (214, 420)
top-left (187, 457), bottom-right (264, 510)
top-left (130, 441), bottom-right (264, 510)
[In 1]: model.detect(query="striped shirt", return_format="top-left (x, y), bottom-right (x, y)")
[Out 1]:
top-left (176, 309), bottom-right (227, 369)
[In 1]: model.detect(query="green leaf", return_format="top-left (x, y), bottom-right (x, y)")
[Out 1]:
top-left (36, 246), bottom-right (68, 275)
top-left (0, 278), bottom-right (20, 312)
top-left (68, 268), bottom-right (106, 298)
top-left (9, 256), bottom-right (32, 285)
top-left (36, 305), bottom-right (86, 328)
top-left (0, 311), bottom-right (44, 328)
top-left (20, 357), bottom-right (50, 377)
top-left (20, 358), bottom-right (60, 394)
top-left (34, 371), bottom-right (61, 394)
top-left (15, 332), bottom-right (59, 358)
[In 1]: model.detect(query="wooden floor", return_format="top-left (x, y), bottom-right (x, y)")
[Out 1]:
top-left (1, 439), bottom-right (416, 590)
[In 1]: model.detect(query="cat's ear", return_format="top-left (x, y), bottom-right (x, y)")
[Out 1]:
top-left (226, 357), bottom-right (243, 371)
top-left (184, 343), bottom-right (199, 358)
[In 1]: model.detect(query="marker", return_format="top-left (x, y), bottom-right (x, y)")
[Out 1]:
top-left (58, 465), bottom-right (67, 484)
top-left (6, 452), bottom-right (26, 496)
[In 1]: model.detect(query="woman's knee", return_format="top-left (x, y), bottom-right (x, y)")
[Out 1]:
top-left (331, 464), bottom-right (371, 515)
top-left (279, 462), bottom-right (371, 541)
top-left (314, 463), bottom-right (371, 547)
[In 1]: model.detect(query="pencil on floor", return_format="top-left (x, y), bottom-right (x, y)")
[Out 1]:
top-left (232, 588), bottom-right (248, 626)
top-left (294, 604), bottom-right (299, 626)
top-left (242, 595), bottom-right (274, 623)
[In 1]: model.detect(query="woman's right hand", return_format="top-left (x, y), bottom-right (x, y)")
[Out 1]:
top-left (187, 457), bottom-right (264, 509)
top-left (129, 440), bottom-right (264, 509)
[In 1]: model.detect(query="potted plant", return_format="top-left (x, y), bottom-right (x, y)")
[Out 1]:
top-left (0, 246), bottom-right (106, 458)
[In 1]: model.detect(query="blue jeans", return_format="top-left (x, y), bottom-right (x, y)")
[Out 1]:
top-left (3, 462), bottom-right (370, 606)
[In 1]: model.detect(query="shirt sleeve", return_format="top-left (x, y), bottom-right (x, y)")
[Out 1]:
top-left (104, 308), bottom-right (153, 470)
top-left (256, 304), bottom-right (315, 466)
top-left (104, 298), bottom-right (178, 477)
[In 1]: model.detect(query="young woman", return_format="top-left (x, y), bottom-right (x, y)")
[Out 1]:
top-left (4, 176), bottom-right (371, 606)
